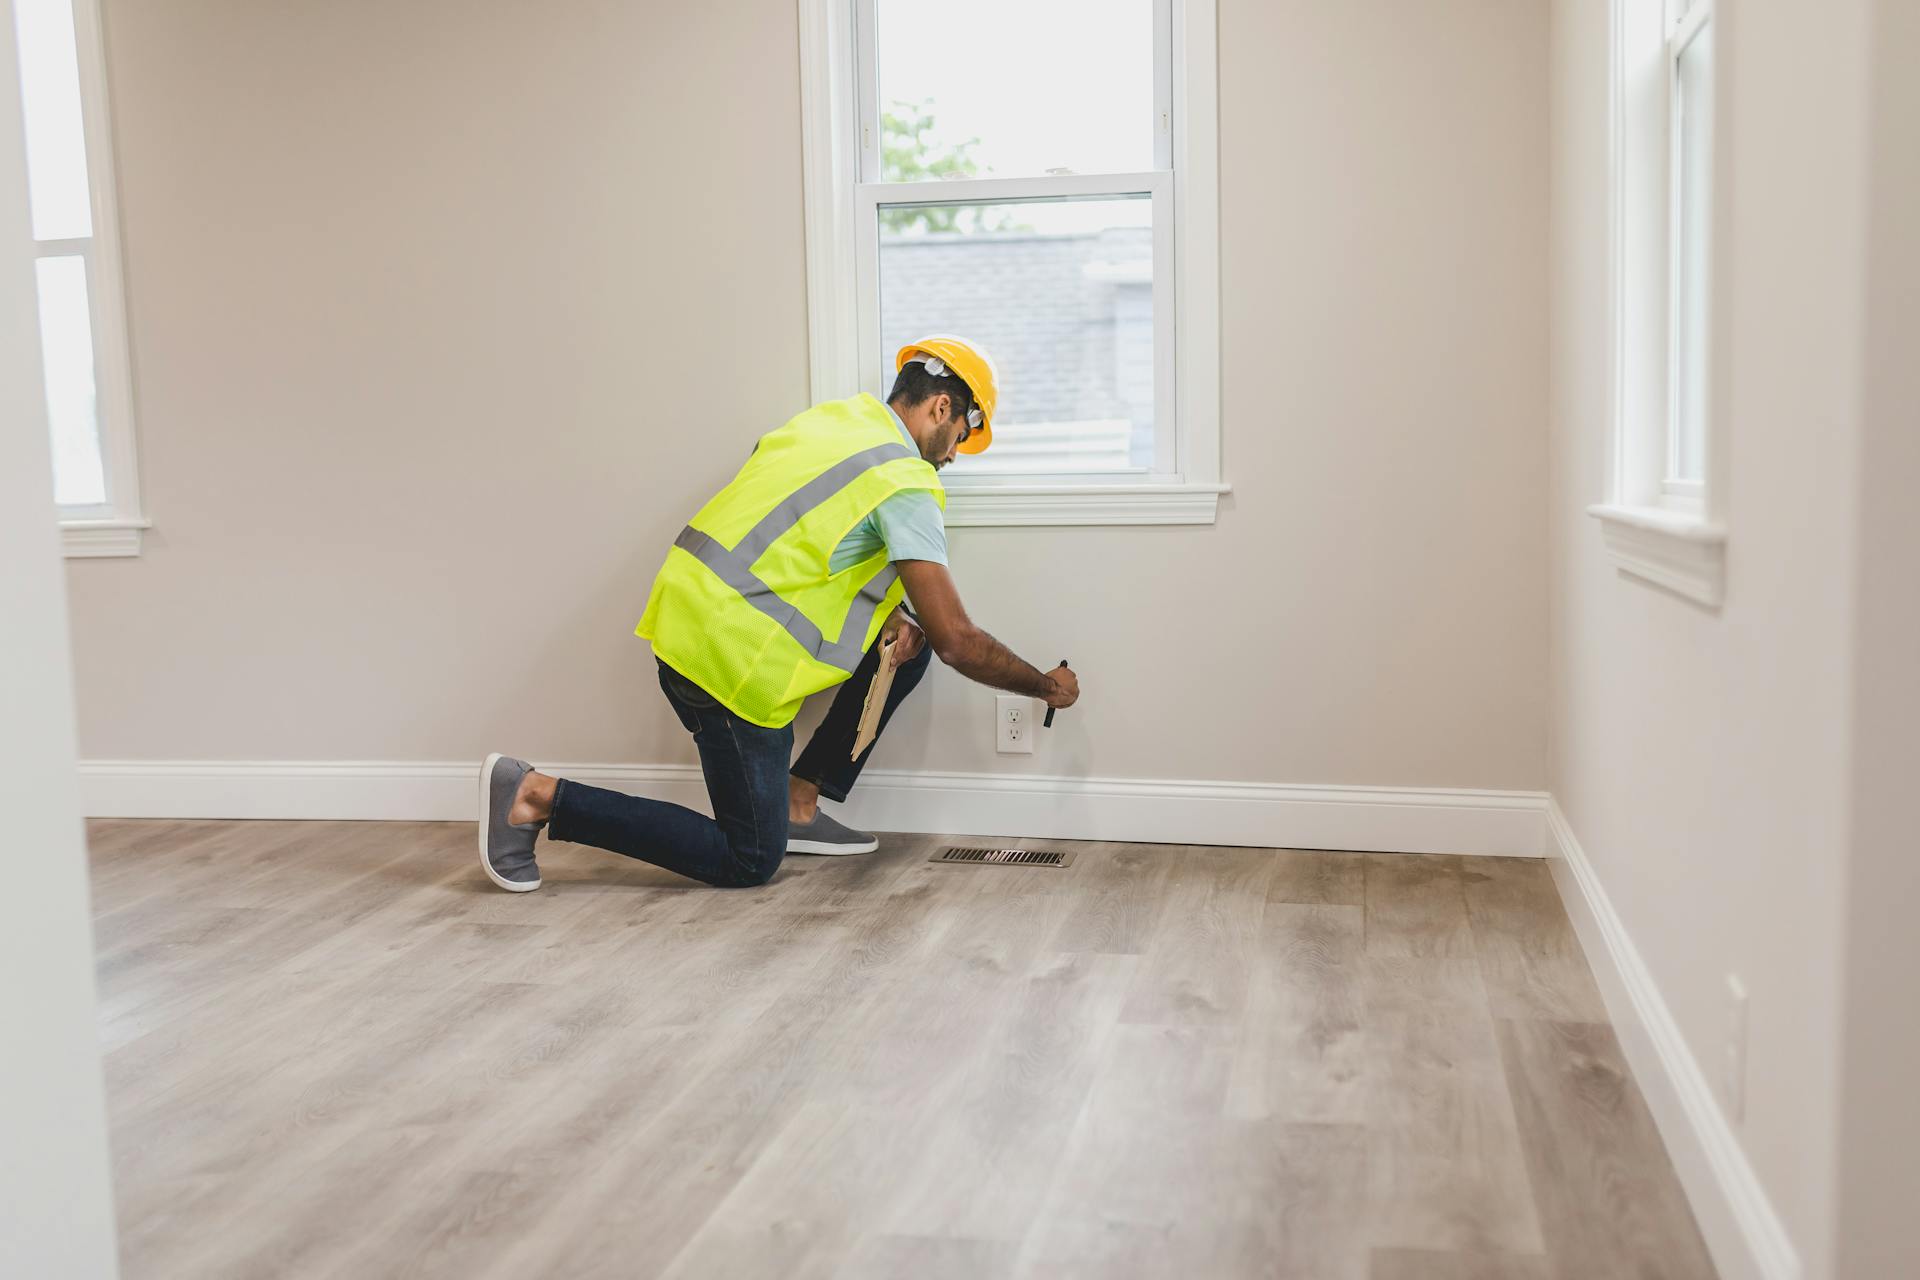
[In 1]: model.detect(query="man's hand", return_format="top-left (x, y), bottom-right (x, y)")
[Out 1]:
top-left (881, 607), bottom-right (925, 668)
top-left (1042, 663), bottom-right (1079, 709)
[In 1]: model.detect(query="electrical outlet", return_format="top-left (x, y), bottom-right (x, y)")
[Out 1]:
top-left (995, 695), bottom-right (1034, 754)
top-left (1722, 973), bottom-right (1749, 1124)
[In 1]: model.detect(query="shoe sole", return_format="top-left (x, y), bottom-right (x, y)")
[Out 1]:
top-left (479, 752), bottom-right (541, 892)
top-left (786, 837), bottom-right (880, 856)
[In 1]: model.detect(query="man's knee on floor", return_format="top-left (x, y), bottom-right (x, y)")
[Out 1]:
top-left (721, 851), bottom-right (782, 888)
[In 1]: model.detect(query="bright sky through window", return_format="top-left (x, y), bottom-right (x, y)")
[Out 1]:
top-left (14, 0), bottom-right (94, 240)
top-left (876, 0), bottom-right (1156, 234)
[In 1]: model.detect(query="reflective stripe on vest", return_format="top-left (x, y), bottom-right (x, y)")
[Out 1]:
top-left (676, 437), bottom-right (915, 671)
top-left (726, 441), bottom-right (913, 566)
top-left (639, 394), bottom-right (939, 727)
top-left (672, 525), bottom-right (899, 672)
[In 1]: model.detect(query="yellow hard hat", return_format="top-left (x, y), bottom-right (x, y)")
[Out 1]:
top-left (895, 335), bottom-right (1000, 454)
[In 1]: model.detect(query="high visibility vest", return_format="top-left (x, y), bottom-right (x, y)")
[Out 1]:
top-left (637, 394), bottom-right (944, 728)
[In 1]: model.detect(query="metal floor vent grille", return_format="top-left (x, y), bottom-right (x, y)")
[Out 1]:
top-left (932, 846), bottom-right (1076, 868)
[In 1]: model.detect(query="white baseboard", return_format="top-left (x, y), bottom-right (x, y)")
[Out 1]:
top-left (77, 759), bottom-right (1549, 857)
top-left (1545, 800), bottom-right (1801, 1280)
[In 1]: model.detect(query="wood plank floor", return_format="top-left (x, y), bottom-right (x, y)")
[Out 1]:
top-left (88, 820), bottom-right (1718, 1280)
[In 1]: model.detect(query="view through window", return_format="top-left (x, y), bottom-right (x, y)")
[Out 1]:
top-left (868, 0), bottom-right (1166, 475)
top-left (14, 0), bottom-right (111, 508)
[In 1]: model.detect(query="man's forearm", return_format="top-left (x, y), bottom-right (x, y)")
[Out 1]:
top-left (941, 626), bottom-right (1056, 698)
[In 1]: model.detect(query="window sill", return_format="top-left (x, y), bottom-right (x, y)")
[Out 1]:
top-left (1587, 503), bottom-right (1725, 606)
top-left (942, 482), bottom-right (1229, 528)
top-left (61, 518), bottom-right (148, 559)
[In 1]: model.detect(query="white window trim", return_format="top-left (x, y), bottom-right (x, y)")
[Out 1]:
top-left (1590, 0), bottom-right (1724, 606)
top-left (796, 0), bottom-right (1225, 528)
top-left (1660, 0), bottom-right (1711, 495)
top-left (28, 0), bottom-right (146, 557)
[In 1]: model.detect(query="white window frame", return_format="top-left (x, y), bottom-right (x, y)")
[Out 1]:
top-left (1590, 0), bottom-right (1725, 605)
top-left (17, 0), bottom-right (146, 557)
top-left (1660, 0), bottom-right (1712, 508)
top-left (798, 0), bottom-right (1225, 527)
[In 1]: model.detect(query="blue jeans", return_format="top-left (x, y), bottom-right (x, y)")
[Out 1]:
top-left (547, 640), bottom-right (932, 888)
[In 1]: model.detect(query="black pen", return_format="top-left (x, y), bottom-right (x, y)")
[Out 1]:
top-left (1043, 659), bottom-right (1069, 727)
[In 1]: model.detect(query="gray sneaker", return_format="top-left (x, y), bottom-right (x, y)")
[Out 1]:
top-left (787, 808), bottom-right (880, 855)
top-left (479, 753), bottom-right (544, 891)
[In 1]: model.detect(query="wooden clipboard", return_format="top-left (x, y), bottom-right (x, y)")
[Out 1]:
top-left (850, 633), bottom-right (901, 760)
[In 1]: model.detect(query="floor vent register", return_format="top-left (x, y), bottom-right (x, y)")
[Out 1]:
top-left (931, 846), bottom-right (1076, 868)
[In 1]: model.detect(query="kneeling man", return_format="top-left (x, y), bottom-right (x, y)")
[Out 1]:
top-left (480, 336), bottom-right (1080, 890)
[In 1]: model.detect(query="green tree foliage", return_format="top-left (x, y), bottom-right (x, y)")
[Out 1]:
top-left (879, 101), bottom-right (1025, 236)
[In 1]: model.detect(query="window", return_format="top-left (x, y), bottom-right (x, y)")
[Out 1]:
top-left (1591, 0), bottom-right (1724, 604)
top-left (1664, 0), bottom-right (1713, 504)
top-left (11, 0), bottom-right (144, 556)
top-left (801, 0), bottom-right (1222, 526)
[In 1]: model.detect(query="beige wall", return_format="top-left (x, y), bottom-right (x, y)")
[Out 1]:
top-left (67, 0), bottom-right (1550, 792)
top-left (1832, 0), bottom-right (1920, 1271)
top-left (76, 0), bottom-right (815, 766)
top-left (1548, 0), bottom-right (1877, 1268)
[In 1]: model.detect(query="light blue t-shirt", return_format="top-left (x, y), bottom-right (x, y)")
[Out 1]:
top-left (828, 407), bottom-right (948, 572)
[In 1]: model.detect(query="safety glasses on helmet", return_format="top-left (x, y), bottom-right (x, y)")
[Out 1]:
top-left (904, 354), bottom-right (984, 439)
